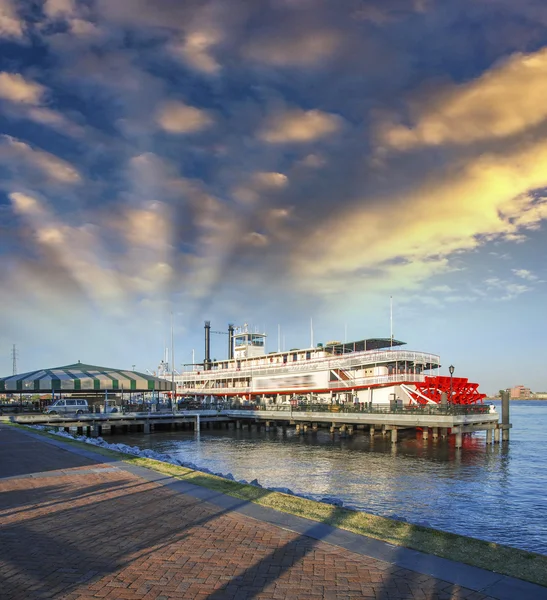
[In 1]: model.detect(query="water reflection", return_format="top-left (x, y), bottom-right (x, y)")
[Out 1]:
top-left (108, 401), bottom-right (547, 554)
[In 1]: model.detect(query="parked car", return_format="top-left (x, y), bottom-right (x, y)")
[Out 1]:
top-left (103, 399), bottom-right (120, 413)
top-left (44, 399), bottom-right (89, 415)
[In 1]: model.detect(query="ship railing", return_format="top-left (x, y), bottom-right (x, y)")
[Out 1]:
top-left (178, 373), bottom-right (429, 395)
top-left (178, 350), bottom-right (441, 380)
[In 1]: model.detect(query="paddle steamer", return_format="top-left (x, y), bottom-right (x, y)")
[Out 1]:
top-left (161, 323), bottom-right (485, 407)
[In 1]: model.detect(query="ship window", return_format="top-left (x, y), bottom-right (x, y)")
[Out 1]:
top-left (306, 351), bottom-right (311, 360)
top-left (292, 353), bottom-right (297, 362)
top-left (283, 354), bottom-right (288, 364)
top-left (251, 334), bottom-right (264, 347)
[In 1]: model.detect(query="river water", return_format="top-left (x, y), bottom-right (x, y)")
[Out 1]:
top-left (108, 400), bottom-right (547, 555)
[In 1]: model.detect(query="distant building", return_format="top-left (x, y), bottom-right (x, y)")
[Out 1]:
top-left (510, 385), bottom-right (531, 400)
top-left (532, 392), bottom-right (547, 400)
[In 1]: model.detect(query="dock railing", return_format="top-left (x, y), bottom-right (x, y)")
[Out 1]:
top-left (197, 402), bottom-right (492, 416)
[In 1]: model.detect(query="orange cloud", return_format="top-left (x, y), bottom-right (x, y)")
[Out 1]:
top-left (0, 72), bottom-right (44, 104)
top-left (0, 0), bottom-right (23, 38)
top-left (292, 136), bottom-right (547, 293)
top-left (244, 29), bottom-right (340, 67)
top-left (1, 135), bottom-right (81, 183)
top-left (156, 100), bottom-right (213, 134)
top-left (259, 108), bottom-right (342, 143)
top-left (379, 47), bottom-right (547, 149)
top-left (170, 29), bottom-right (222, 74)
top-left (232, 171), bottom-right (288, 204)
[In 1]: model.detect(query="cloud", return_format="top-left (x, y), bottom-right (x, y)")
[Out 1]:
top-left (0, 0), bottom-right (23, 39)
top-left (122, 204), bottom-right (173, 252)
top-left (169, 29), bottom-right (222, 74)
top-left (43, 0), bottom-right (77, 19)
top-left (9, 191), bottom-right (44, 216)
top-left (232, 172), bottom-right (288, 204)
top-left (0, 72), bottom-right (84, 137)
top-left (244, 29), bottom-right (340, 67)
top-left (242, 231), bottom-right (269, 247)
top-left (0, 135), bottom-right (81, 183)
top-left (290, 136), bottom-right (547, 294)
top-left (259, 108), bottom-right (343, 143)
top-left (512, 269), bottom-right (538, 281)
top-left (24, 107), bottom-right (84, 137)
top-left (0, 72), bottom-right (44, 104)
top-left (156, 100), bottom-right (214, 134)
top-left (9, 192), bottom-right (128, 311)
top-left (484, 277), bottom-right (533, 301)
top-left (379, 46), bottom-right (547, 150)
top-left (69, 19), bottom-right (102, 37)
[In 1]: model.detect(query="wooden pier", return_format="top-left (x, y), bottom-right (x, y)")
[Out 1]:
top-left (2, 403), bottom-right (510, 449)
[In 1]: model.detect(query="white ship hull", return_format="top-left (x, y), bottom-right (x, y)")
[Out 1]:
top-left (159, 324), bottom-right (485, 407)
top-left (170, 346), bottom-right (440, 407)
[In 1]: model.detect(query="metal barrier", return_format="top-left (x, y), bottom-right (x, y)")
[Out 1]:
top-left (190, 402), bottom-right (491, 416)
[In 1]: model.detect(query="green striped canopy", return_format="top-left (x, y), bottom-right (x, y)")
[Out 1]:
top-left (0, 362), bottom-right (174, 393)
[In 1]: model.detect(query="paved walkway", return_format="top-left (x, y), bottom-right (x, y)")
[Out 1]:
top-left (1, 425), bottom-right (545, 600)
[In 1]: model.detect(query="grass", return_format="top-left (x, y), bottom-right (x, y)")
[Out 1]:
top-left (9, 423), bottom-right (547, 587)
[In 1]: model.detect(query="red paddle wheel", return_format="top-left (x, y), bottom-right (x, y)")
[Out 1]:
top-left (407, 375), bottom-right (486, 405)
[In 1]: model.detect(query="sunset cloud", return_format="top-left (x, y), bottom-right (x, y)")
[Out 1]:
top-left (0, 0), bottom-right (23, 38)
top-left (379, 47), bottom-right (547, 150)
top-left (170, 29), bottom-right (222, 74)
top-left (244, 29), bottom-right (341, 67)
top-left (259, 108), bottom-right (343, 143)
top-left (44, 0), bottom-right (77, 18)
top-left (232, 172), bottom-right (288, 204)
top-left (156, 100), bottom-right (214, 134)
top-left (292, 137), bottom-right (547, 292)
top-left (0, 136), bottom-right (81, 183)
top-left (9, 192), bottom-right (127, 311)
top-left (0, 72), bottom-right (44, 104)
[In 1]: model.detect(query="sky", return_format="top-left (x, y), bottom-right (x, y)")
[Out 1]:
top-left (1, 0), bottom-right (547, 395)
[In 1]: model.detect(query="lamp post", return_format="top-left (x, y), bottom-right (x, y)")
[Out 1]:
top-left (449, 365), bottom-right (455, 403)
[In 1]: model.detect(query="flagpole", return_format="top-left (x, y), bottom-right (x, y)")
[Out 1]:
top-left (390, 296), bottom-right (393, 349)
top-left (171, 311), bottom-right (175, 409)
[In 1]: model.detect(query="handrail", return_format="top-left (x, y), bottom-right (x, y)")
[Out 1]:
top-left (179, 402), bottom-right (491, 416)
top-left (177, 373), bottom-right (429, 395)
top-left (176, 349), bottom-right (440, 380)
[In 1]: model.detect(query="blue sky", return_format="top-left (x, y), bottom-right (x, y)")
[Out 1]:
top-left (1, 0), bottom-right (547, 395)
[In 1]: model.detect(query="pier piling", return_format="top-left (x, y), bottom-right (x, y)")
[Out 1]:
top-left (501, 391), bottom-right (510, 441)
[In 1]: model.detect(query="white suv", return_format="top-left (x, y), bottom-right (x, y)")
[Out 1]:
top-left (44, 399), bottom-right (89, 415)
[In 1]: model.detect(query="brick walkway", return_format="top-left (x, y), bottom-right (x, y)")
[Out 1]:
top-left (0, 427), bottom-right (503, 599)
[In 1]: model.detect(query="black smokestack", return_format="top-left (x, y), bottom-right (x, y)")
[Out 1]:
top-left (204, 321), bottom-right (211, 371)
top-left (228, 323), bottom-right (234, 360)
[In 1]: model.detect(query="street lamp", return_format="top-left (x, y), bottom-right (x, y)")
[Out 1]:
top-left (449, 365), bottom-right (455, 403)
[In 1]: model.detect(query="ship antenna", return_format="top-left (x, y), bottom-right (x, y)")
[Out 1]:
top-left (171, 311), bottom-right (175, 402)
top-left (390, 295), bottom-right (393, 349)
